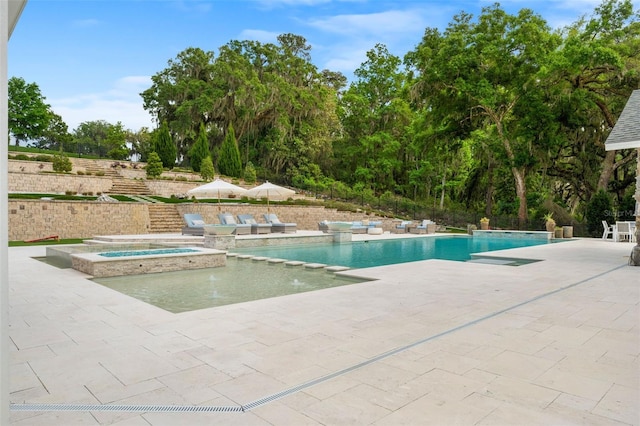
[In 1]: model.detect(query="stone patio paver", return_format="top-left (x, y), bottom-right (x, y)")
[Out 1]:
top-left (8, 237), bottom-right (639, 425)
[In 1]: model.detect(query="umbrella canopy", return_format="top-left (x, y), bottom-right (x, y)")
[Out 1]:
top-left (186, 178), bottom-right (247, 200)
top-left (244, 181), bottom-right (295, 201)
top-left (244, 181), bottom-right (295, 213)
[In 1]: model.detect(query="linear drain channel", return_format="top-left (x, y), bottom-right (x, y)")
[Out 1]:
top-left (11, 404), bottom-right (243, 413)
top-left (11, 264), bottom-right (626, 415)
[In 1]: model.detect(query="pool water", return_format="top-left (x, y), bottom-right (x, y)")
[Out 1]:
top-left (233, 235), bottom-right (551, 268)
top-left (98, 248), bottom-right (199, 258)
top-left (93, 257), bottom-right (369, 313)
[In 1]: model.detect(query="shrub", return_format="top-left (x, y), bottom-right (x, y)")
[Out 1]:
top-left (14, 154), bottom-right (30, 161)
top-left (34, 154), bottom-right (52, 162)
top-left (585, 189), bottom-right (612, 237)
top-left (244, 161), bottom-right (257, 184)
top-left (200, 155), bottom-right (215, 181)
top-left (52, 153), bottom-right (72, 173)
top-left (146, 152), bottom-right (163, 178)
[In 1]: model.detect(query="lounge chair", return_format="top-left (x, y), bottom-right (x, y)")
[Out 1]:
top-left (410, 219), bottom-right (437, 234)
top-left (263, 213), bottom-right (297, 233)
top-left (393, 220), bottom-right (413, 233)
top-left (218, 213), bottom-right (251, 235)
top-left (182, 213), bottom-right (207, 236)
top-left (602, 220), bottom-right (614, 240)
top-left (237, 214), bottom-right (272, 234)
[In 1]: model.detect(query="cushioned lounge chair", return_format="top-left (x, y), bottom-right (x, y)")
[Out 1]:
top-left (237, 214), bottom-right (272, 234)
top-left (410, 219), bottom-right (437, 234)
top-left (263, 213), bottom-right (297, 233)
top-left (393, 220), bottom-right (413, 233)
top-left (218, 212), bottom-right (251, 235)
top-left (182, 213), bottom-right (207, 236)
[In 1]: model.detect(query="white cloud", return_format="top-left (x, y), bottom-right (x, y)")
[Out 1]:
top-left (308, 9), bottom-right (427, 36)
top-left (238, 29), bottom-right (281, 44)
top-left (51, 76), bottom-right (155, 132)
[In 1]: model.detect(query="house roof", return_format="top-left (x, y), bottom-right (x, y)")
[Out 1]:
top-left (8, 0), bottom-right (28, 39)
top-left (605, 89), bottom-right (640, 151)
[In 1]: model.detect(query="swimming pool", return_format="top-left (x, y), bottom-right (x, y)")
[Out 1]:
top-left (93, 257), bottom-right (369, 313)
top-left (92, 235), bottom-right (551, 313)
top-left (233, 235), bottom-right (551, 268)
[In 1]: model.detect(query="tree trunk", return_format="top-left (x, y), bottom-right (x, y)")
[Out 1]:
top-left (485, 158), bottom-right (494, 217)
top-left (597, 150), bottom-right (616, 191)
top-left (439, 173), bottom-right (446, 210)
top-left (512, 167), bottom-right (527, 229)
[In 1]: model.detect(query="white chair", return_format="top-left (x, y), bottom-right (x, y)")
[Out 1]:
top-left (602, 220), bottom-right (615, 240)
top-left (615, 221), bottom-right (633, 242)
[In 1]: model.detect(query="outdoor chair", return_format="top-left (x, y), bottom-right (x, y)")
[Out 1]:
top-left (263, 213), bottom-right (297, 233)
top-left (410, 219), bottom-right (437, 234)
top-left (218, 213), bottom-right (251, 235)
top-left (601, 220), bottom-right (615, 240)
top-left (237, 214), bottom-right (272, 234)
top-left (181, 213), bottom-right (207, 236)
top-left (393, 220), bottom-right (413, 233)
top-left (615, 221), bottom-right (634, 242)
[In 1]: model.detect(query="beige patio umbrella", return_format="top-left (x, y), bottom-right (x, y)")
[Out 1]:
top-left (244, 181), bottom-right (295, 213)
top-left (186, 178), bottom-right (247, 209)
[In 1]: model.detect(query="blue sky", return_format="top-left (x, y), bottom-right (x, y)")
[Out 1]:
top-left (8, 0), bottom-right (638, 132)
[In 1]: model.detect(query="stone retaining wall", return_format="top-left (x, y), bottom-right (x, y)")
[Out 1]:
top-left (9, 172), bottom-right (113, 195)
top-left (8, 200), bottom-right (151, 241)
top-left (8, 200), bottom-right (396, 241)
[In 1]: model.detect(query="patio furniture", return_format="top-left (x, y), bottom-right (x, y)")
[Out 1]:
top-left (237, 214), bottom-right (272, 234)
top-left (615, 221), bottom-right (635, 242)
top-left (218, 213), bottom-right (251, 235)
top-left (602, 220), bottom-right (615, 240)
top-left (409, 219), bottom-right (437, 234)
top-left (263, 213), bottom-right (297, 233)
top-left (393, 220), bottom-right (413, 233)
top-left (181, 213), bottom-right (207, 236)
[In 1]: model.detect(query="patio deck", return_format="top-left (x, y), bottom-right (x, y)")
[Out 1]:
top-left (8, 235), bottom-right (639, 425)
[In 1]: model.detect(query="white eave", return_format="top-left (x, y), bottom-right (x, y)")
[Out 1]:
top-left (8, 0), bottom-right (28, 39)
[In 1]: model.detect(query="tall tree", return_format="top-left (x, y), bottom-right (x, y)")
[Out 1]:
top-left (8, 77), bottom-right (51, 146)
top-left (188, 123), bottom-right (210, 172)
top-left (218, 123), bottom-right (242, 178)
top-left (407, 5), bottom-right (561, 226)
top-left (35, 112), bottom-right (72, 152)
top-left (336, 44), bottom-right (411, 194)
top-left (141, 47), bottom-right (216, 160)
top-left (546, 0), bottom-right (639, 193)
top-left (155, 121), bottom-right (176, 168)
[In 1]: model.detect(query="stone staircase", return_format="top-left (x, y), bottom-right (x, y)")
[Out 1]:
top-left (107, 176), bottom-right (151, 195)
top-left (75, 159), bottom-right (119, 177)
top-left (148, 204), bottom-right (184, 234)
